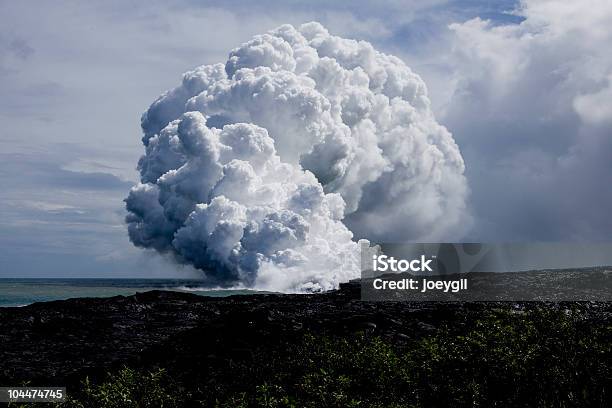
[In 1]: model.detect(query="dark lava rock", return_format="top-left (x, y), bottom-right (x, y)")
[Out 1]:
top-left (0, 284), bottom-right (610, 391)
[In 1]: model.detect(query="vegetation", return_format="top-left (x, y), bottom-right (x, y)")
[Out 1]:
top-left (11, 306), bottom-right (612, 407)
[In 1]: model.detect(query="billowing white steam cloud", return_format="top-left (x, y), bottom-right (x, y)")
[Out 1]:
top-left (125, 22), bottom-right (468, 291)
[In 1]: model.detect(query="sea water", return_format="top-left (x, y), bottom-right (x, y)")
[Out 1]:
top-left (0, 278), bottom-right (264, 307)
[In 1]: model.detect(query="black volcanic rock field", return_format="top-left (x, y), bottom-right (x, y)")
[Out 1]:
top-left (0, 279), bottom-right (611, 407)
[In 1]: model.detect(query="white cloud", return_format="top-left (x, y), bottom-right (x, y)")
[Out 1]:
top-left (127, 22), bottom-right (469, 290)
top-left (440, 0), bottom-right (612, 240)
top-left (574, 75), bottom-right (612, 125)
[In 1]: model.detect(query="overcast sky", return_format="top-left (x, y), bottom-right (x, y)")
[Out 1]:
top-left (1, 0), bottom-right (610, 277)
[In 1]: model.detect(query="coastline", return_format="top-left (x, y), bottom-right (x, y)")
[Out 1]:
top-left (0, 278), bottom-right (272, 308)
top-left (0, 280), bottom-right (610, 406)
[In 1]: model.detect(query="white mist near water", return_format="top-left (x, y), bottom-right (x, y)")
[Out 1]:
top-left (125, 22), bottom-right (468, 292)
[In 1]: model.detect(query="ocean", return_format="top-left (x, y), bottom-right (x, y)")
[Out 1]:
top-left (0, 278), bottom-right (265, 307)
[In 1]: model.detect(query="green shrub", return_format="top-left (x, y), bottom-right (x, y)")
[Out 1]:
top-left (62, 367), bottom-right (184, 408)
top-left (15, 306), bottom-right (610, 407)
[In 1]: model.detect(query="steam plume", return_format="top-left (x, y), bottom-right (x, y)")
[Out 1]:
top-left (125, 22), bottom-right (468, 291)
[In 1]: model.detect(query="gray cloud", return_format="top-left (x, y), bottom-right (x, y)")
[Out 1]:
top-left (439, 0), bottom-right (612, 241)
top-left (4, 0), bottom-right (607, 282)
top-left (0, 145), bottom-right (189, 278)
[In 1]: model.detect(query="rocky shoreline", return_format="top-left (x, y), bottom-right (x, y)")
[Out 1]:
top-left (0, 280), bottom-right (611, 406)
